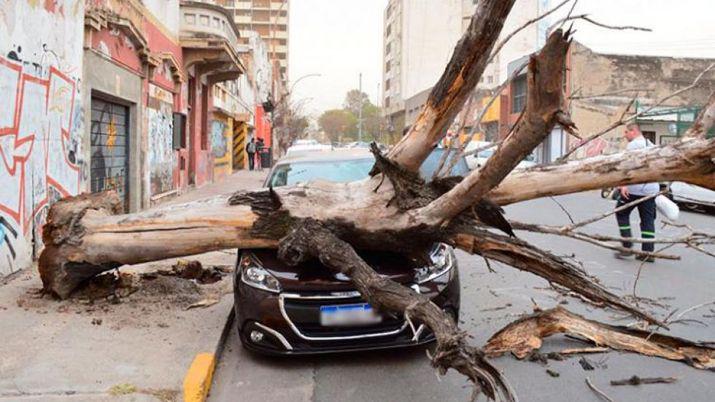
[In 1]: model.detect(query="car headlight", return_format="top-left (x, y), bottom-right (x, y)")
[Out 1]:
top-left (414, 244), bottom-right (454, 284)
top-left (240, 253), bottom-right (281, 293)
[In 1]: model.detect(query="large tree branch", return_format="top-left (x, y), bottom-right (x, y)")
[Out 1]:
top-left (490, 137), bottom-right (715, 205)
top-left (420, 30), bottom-right (576, 224)
top-left (484, 307), bottom-right (715, 369)
top-left (387, 0), bottom-right (516, 172)
top-left (278, 219), bottom-right (515, 402)
top-left (451, 227), bottom-right (661, 325)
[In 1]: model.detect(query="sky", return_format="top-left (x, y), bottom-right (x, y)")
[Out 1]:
top-left (288, 0), bottom-right (715, 117)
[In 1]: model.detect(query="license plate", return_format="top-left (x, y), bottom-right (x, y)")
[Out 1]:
top-left (319, 303), bottom-right (383, 327)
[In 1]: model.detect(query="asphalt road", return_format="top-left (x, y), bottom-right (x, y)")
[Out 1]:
top-left (208, 191), bottom-right (715, 402)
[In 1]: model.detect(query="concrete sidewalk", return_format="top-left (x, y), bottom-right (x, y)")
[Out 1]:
top-left (0, 170), bottom-right (267, 401)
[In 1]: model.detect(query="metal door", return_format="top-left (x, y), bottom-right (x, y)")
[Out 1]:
top-left (90, 98), bottom-right (129, 208)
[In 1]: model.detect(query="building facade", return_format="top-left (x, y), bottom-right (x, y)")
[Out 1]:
top-left (499, 41), bottom-right (715, 163)
top-left (0, 0), bottom-right (278, 276)
top-left (223, 0), bottom-right (289, 88)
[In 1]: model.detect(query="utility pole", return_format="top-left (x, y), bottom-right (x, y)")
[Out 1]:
top-left (358, 73), bottom-right (363, 143)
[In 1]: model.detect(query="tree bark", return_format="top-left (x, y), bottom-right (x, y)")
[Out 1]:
top-left (39, 191), bottom-right (276, 299)
top-left (484, 307), bottom-right (715, 369)
top-left (489, 137), bottom-right (715, 205)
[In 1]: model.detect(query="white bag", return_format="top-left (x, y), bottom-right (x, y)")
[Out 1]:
top-left (656, 195), bottom-right (679, 221)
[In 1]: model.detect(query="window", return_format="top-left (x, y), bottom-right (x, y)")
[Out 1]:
top-left (385, 97), bottom-right (390, 108)
top-left (385, 61), bottom-right (391, 73)
top-left (385, 43), bottom-right (391, 55)
top-left (386, 23), bottom-right (392, 36)
top-left (511, 76), bottom-right (527, 113)
top-left (385, 79), bottom-right (391, 90)
top-left (487, 75), bottom-right (493, 84)
top-left (173, 113), bottom-right (187, 149)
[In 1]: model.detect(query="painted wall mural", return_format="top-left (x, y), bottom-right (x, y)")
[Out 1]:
top-left (211, 119), bottom-right (228, 159)
top-left (147, 84), bottom-right (175, 196)
top-left (211, 117), bottom-right (232, 180)
top-left (0, 0), bottom-right (85, 275)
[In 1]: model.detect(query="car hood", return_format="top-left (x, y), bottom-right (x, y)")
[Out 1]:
top-left (251, 249), bottom-right (423, 291)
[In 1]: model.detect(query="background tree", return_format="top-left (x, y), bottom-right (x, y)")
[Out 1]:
top-left (318, 109), bottom-right (357, 143)
top-left (343, 89), bottom-right (371, 116)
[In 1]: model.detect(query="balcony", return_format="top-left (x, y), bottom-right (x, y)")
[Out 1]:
top-left (180, 1), bottom-right (245, 83)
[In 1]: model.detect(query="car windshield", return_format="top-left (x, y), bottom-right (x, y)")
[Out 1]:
top-left (269, 158), bottom-right (374, 187)
top-left (268, 149), bottom-right (469, 187)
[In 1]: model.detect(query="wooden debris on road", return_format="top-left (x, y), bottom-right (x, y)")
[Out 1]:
top-left (610, 375), bottom-right (678, 386)
top-left (484, 307), bottom-right (715, 369)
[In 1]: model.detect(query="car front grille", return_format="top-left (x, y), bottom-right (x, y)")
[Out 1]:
top-left (279, 293), bottom-right (408, 340)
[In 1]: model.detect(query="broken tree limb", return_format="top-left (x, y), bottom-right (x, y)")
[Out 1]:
top-left (388, 0), bottom-right (516, 172)
top-left (490, 136), bottom-right (715, 205)
top-left (451, 228), bottom-right (661, 325)
top-left (484, 307), bottom-right (715, 369)
top-left (420, 29), bottom-right (576, 224)
top-left (610, 376), bottom-right (678, 386)
top-left (510, 221), bottom-right (682, 260)
top-left (684, 91), bottom-right (715, 139)
top-left (278, 218), bottom-right (515, 402)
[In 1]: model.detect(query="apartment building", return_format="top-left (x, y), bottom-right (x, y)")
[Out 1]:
top-left (382, 0), bottom-right (550, 136)
top-left (222, 0), bottom-right (289, 87)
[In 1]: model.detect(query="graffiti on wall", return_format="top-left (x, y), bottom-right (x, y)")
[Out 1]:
top-left (148, 84), bottom-right (175, 195)
top-left (211, 120), bottom-right (228, 159)
top-left (0, 0), bottom-right (85, 275)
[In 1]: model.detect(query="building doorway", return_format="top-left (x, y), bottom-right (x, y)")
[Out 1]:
top-left (90, 97), bottom-right (130, 210)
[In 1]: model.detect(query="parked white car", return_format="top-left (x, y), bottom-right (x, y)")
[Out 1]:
top-left (285, 139), bottom-right (333, 156)
top-left (669, 182), bottom-right (715, 211)
top-left (463, 141), bottom-right (536, 170)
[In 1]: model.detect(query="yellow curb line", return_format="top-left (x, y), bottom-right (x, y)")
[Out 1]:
top-left (183, 353), bottom-right (216, 402)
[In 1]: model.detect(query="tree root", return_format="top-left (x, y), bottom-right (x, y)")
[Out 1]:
top-left (278, 219), bottom-right (515, 401)
top-left (484, 306), bottom-right (715, 369)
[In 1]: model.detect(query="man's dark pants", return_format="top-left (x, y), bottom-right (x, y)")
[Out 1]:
top-left (247, 152), bottom-right (255, 170)
top-left (616, 194), bottom-right (656, 252)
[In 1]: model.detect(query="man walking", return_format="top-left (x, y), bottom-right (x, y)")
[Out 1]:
top-left (246, 138), bottom-right (256, 171)
top-left (614, 123), bottom-right (658, 262)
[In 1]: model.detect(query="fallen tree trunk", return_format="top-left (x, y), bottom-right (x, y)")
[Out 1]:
top-left (484, 307), bottom-right (715, 369)
top-left (39, 134), bottom-right (715, 299)
top-left (39, 192), bottom-right (277, 298)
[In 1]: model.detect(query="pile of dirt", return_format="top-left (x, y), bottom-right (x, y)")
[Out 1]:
top-left (143, 259), bottom-right (230, 284)
top-left (15, 260), bottom-right (233, 319)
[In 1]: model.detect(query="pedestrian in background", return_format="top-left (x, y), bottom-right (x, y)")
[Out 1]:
top-left (614, 123), bottom-right (658, 263)
top-left (256, 138), bottom-right (265, 170)
top-left (246, 138), bottom-right (256, 171)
